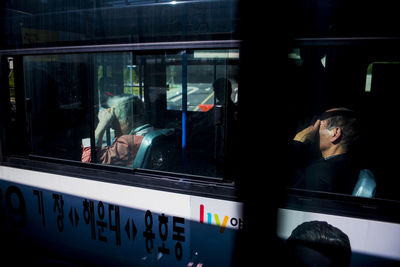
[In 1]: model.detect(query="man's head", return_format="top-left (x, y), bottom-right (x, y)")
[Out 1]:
top-left (317, 108), bottom-right (359, 157)
top-left (284, 221), bottom-right (352, 266)
top-left (107, 95), bottom-right (146, 134)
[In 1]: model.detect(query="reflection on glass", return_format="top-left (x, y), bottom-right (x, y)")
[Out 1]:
top-left (24, 50), bottom-right (239, 179)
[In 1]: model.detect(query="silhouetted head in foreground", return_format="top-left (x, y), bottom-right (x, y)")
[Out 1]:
top-left (284, 221), bottom-right (351, 266)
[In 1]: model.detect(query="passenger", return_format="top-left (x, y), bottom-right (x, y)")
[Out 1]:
top-left (82, 95), bottom-right (153, 167)
top-left (289, 107), bottom-right (360, 194)
top-left (283, 221), bottom-right (352, 266)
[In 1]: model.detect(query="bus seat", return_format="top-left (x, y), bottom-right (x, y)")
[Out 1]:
top-left (133, 128), bottom-right (176, 170)
top-left (352, 169), bottom-right (376, 198)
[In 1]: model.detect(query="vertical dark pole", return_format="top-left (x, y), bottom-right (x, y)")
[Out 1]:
top-left (138, 56), bottom-right (143, 100)
top-left (89, 55), bottom-right (97, 163)
top-left (13, 56), bottom-right (29, 156)
top-left (181, 50), bottom-right (187, 162)
top-left (0, 57), bottom-right (10, 161)
top-left (181, 1), bottom-right (188, 167)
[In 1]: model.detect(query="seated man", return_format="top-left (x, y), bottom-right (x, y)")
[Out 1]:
top-left (289, 108), bottom-right (360, 194)
top-left (82, 95), bottom-right (153, 167)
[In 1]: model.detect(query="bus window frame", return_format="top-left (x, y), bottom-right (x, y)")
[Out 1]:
top-left (283, 37), bottom-right (400, 225)
top-left (0, 40), bottom-right (241, 200)
top-left (282, 188), bottom-right (400, 225)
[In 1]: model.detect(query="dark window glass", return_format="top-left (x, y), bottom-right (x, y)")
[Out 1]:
top-left (286, 45), bottom-right (400, 201)
top-left (24, 54), bottom-right (91, 161)
top-left (1, 0), bottom-right (239, 49)
top-left (23, 49), bottom-right (239, 179)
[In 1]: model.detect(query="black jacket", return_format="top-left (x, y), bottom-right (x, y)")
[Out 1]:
top-left (289, 141), bottom-right (359, 194)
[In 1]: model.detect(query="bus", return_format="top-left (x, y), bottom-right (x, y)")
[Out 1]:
top-left (278, 0), bottom-right (400, 266)
top-left (0, 0), bottom-right (244, 266)
top-left (2, 0), bottom-right (400, 266)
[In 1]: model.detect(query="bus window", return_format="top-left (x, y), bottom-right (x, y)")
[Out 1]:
top-left (359, 61), bottom-right (400, 200)
top-left (23, 49), bottom-right (239, 179)
top-left (24, 54), bottom-right (91, 161)
top-left (167, 50), bottom-right (239, 112)
top-left (286, 46), bottom-right (366, 197)
top-left (286, 45), bottom-right (400, 201)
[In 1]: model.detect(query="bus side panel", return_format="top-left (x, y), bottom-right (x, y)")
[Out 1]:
top-left (0, 166), bottom-right (242, 266)
top-left (277, 208), bottom-right (400, 266)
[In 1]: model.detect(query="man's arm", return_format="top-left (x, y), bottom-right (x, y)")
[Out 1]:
top-left (293, 119), bottom-right (321, 143)
top-left (288, 120), bottom-right (321, 188)
top-left (95, 107), bottom-right (115, 147)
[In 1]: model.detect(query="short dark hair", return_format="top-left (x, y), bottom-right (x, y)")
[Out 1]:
top-left (320, 108), bottom-right (360, 151)
top-left (284, 221), bottom-right (351, 266)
